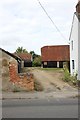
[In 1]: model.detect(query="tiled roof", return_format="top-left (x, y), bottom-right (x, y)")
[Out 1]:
top-left (41, 45), bottom-right (70, 61)
top-left (0, 48), bottom-right (21, 61)
top-left (15, 53), bottom-right (32, 61)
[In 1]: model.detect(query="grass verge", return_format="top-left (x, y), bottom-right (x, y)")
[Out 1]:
top-left (63, 68), bottom-right (79, 87)
top-left (39, 68), bottom-right (63, 71)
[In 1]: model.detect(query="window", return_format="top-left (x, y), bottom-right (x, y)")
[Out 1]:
top-left (72, 60), bottom-right (75, 69)
top-left (44, 62), bottom-right (47, 65)
top-left (71, 40), bottom-right (73, 50)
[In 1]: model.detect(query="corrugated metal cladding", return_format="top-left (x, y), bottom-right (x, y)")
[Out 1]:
top-left (41, 45), bottom-right (70, 62)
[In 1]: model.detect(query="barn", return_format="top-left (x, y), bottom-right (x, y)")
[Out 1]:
top-left (41, 45), bottom-right (70, 68)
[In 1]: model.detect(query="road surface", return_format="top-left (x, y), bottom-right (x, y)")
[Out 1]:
top-left (2, 98), bottom-right (78, 118)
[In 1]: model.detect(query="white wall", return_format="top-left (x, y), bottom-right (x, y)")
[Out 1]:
top-left (70, 13), bottom-right (78, 76)
top-left (78, 19), bottom-right (80, 80)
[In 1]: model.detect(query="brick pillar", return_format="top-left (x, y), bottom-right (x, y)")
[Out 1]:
top-left (9, 62), bottom-right (18, 82)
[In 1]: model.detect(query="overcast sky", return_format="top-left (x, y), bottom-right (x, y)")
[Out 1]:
top-left (0, 0), bottom-right (78, 55)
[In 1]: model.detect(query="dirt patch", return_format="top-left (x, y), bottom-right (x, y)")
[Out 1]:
top-left (3, 67), bottom-right (77, 93)
top-left (29, 67), bottom-right (77, 92)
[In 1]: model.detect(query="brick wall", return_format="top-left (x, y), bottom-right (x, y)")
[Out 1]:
top-left (9, 62), bottom-right (18, 82)
top-left (9, 61), bottom-right (34, 91)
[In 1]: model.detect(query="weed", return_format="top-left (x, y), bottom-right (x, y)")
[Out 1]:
top-left (63, 68), bottom-right (78, 86)
top-left (63, 68), bottom-right (70, 82)
top-left (34, 80), bottom-right (43, 91)
top-left (12, 84), bottom-right (21, 92)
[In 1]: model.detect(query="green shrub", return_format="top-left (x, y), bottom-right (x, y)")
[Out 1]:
top-left (70, 75), bottom-right (78, 86)
top-left (32, 56), bottom-right (41, 67)
top-left (63, 68), bottom-right (70, 82)
top-left (63, 68), bottom-right (78, 86)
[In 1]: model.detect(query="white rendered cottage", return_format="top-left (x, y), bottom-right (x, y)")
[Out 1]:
top-left (69, 1), bottom-right (80, 80)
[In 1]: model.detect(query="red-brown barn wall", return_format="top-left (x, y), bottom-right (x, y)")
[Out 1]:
top-left (41, 45), bottom-right (70, 62)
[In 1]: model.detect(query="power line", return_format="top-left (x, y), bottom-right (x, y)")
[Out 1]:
top-left (37, 0), bottom-right (69, 43)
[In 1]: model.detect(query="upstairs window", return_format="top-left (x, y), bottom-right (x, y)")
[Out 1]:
top-left (71, 40), bottom-right (73, 50)
top-left (72, 60), bottom-right (75, 69)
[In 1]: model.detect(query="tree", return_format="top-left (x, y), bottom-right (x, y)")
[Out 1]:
top-left (30, 51), bottom-right (39, 60)
top-left (30, 51), bottom-right (35, 55)
top-left (15, 47), bottom-right (28, 53)
top-left (30, 51), bottom-right (41, 67)
top-left (33, 56), bottom-right (41, 67)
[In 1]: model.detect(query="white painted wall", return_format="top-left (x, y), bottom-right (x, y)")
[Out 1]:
top-left (78, 19), bottom-right (80, 80)
top-left (70, 14), bottom-right (78, 76)
top-left (57, 62), bottom-right (59, 68)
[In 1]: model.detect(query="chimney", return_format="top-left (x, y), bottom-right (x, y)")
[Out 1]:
top-left (76, 1), bottom-right (80, 14)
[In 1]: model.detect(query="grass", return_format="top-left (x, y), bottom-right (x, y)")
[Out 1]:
top-left (39, 67), bottom-right (63, 71)
top-left (12, 84), bottom-right (30, 92)
top-left (12, 85), bottom-right (21, 92)
top-left (63, 67), bottom-right (78, 87)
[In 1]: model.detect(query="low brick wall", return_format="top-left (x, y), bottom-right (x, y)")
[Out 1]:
top-left (9, 61), bottom-right (34, 91)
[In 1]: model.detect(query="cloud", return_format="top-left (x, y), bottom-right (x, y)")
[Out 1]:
top-left (0, 0), bottom-right (78, 54)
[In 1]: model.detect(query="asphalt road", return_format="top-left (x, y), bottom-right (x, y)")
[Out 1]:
top-left (2, 98), bottom-right (79, 118)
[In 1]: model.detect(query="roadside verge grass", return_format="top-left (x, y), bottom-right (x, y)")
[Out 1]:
top-left (39, 67), bottom-right (63, 71)
top-left (63, 67), bottom-right (79, 87)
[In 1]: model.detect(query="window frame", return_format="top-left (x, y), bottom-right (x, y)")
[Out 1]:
top-left (71, 40), bottom-right (73, 50)
top-left (72, 60), bottom-right (75, 69)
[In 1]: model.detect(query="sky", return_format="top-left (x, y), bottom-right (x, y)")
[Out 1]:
top-left (0, 0), bottom-right (78, 55)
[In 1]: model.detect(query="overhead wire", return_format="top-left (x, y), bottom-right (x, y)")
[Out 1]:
top-left (37, 0), bottom-right (69, 44)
